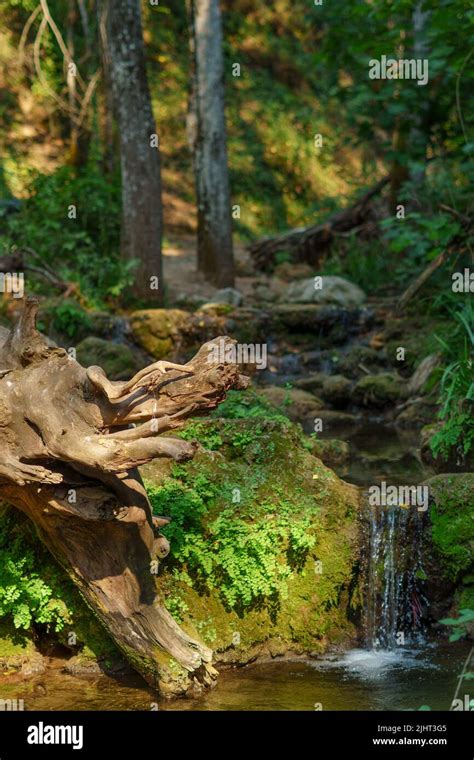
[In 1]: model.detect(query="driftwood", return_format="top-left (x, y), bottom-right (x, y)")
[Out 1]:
top-left (0, 298), bottom-right (248, 696)
top-left (248, 176), bottom-right (389, 272)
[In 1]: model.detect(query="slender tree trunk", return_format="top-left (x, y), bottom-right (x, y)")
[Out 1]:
top-left (188, 0), bottom-right (235, 287)
top-left (96, 0), bottom-right (117, 175)
top-left (101, 0), bottom-right (163, 302)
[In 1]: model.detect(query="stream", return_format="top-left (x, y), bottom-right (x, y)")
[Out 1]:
top-left (1, 422), bottom-right (469, 712)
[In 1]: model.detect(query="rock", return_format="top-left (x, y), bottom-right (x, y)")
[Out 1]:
top-left (0, 622), bottom-right (46, 678)
top-left (257, 386), bottom-right (323, 424)
top-left (407, 354), bottom-right (441, 396)
top-left (338, 345), bottom-right (390, 377)
top-left (129, 308), bottom-right (224, 359)
top-left (283, 276), bottom-right (366, 308)
top-left (353, 373), bottom-right (402, 408)
top-left (311, 438), bottom-right (350, 467)
top-left (295, 373), bottom-right (353, 408)
top-left (212, 287), bottom-right (243, 307)
top-left (269, 304), bottom-right (373, 344)
top-left (141, 415), bottom-right (361, 664)
top-left (395, 399), bottom-right (438, 428)
top-left (75, 337), bottom-right (145, 380)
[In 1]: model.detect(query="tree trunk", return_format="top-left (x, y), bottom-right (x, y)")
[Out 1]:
top-left (0, 298), bottom-right (248, 696)
top-left (189, 0), bottom-right (235, 287)
top-left (101, 0), bottom-right (163, 302)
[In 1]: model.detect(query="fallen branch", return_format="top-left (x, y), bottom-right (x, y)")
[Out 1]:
top-left (248, 176), bottom-right (389, 272)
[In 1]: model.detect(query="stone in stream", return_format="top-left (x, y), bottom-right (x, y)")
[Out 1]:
top-left (282, 276), bottom-right (366, 308)
top-left (353, 372), bottom-right (403, 408)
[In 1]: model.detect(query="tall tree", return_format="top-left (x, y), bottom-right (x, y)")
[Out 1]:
top-left (99, 0), bottom-right (163, 301)
top-left (188, 0), bottom-right (235, 287)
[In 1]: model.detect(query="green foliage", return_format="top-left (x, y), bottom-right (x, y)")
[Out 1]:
top-left (2, 162), bottom-right (135, 307)
top-left (430, 303), bottom-right (474, 460)
top-left (210, 389), bottom-right (290, 423)
top-left (0, 505), bottom-right (119, 660)
top-left (146, 445), bottom-right (317, 615)
top-left (440, 608), bottom-right (474, 642)
top-left (0, 508), bottom-right (70, 631)
top-left (38, 299), bottom-right (93, 340)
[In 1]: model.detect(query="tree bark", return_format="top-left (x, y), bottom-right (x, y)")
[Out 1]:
top-left (101, 0), bottom-right (163, 302)
top-left (189, 0), bottom-right (235, 287)
top-left (0, 298), bottom-right (248, 696)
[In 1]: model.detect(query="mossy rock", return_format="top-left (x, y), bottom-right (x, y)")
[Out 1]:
top-left (0, 621), bottom-right (45, 677)
top-left (311, 438), bottom-right (351, 467)
top-left (353, 372), bottom-right (402, 407)
top-left (142, 413), bottom-right (362, 664)
top-left (75, 337), bottom-right (145, 380)
top-left (257, 386), bottom-right (323, 425)
top-left (129, 308), bottom-right (225, 359)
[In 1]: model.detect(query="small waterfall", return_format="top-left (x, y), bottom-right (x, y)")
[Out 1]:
top-left (365, 505), bottom-right (427, 650)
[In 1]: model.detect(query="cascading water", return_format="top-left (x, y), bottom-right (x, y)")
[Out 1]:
top-left (365, 505), bottom-right (427, 650)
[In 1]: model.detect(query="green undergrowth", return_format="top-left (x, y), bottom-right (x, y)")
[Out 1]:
top-left (0, 503), bottom-right (119, 663)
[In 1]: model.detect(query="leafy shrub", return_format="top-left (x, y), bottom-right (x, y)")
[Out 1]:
top-left (2, 161), bottom-right (135, 307)
top-left (0, 507), bottom-right (70, 631)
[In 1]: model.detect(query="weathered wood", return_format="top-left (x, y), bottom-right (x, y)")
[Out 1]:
top-left (0, 298), bottom-right (248, 696)
top-left (248, 176), bottom-right (389, 272)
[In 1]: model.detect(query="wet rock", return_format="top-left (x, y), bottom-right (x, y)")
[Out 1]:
top-left (353, 373), bottom-right (403, 408)
top-left (257, 386), bottom-right (323, 424)
top-left (75, 337), bottom-right (145, 380)
top-left (211, 287), bottom-right (243, 307)
top-left (295, 373), bottom-right (353, 408)
top-left (311, 438), bottom-right (351, 467)
top-left (0, 623), bottom-right (46, 678)
top-left (269, 304), bottom-right (373, 345)
top-left (283, 276), bottom-right (366, 308)
top-left (395, 399), bottom-right (438, 428)
top-left (338, 345), bottom-right (390, 377)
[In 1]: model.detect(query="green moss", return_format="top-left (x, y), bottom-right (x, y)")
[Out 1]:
top-left (354, 373), bottom-right (402, 407)
top-left (428, 474), bottom-right (474, 581)
top-left (75, 337), bottom-right (142, 380)
top-left (144, 412), bottom-right (361, 660)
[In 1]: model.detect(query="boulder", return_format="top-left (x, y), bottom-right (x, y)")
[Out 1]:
top-left (129, 308), bottom-right (224, 359)
top-left (75, 337), bottom-right (145, 380)
top-left (257, 386), bottom-right (323, 424)
top-left (283, 276), bottom-right (366, 308)
top-left (353, 372), bottom-right (402, 408)
top-left (211, 287), bottom-right (243, 307)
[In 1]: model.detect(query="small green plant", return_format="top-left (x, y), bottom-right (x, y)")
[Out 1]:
top-left (440, 609), bottom-right (474, 642)
top-left (430, 304), bottom-right (474, 461)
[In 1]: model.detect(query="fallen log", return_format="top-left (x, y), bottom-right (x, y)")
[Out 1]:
top-left (248, 176), bottom-right (389, 272)
top-left (0, 297), bottom-right (248, 697)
